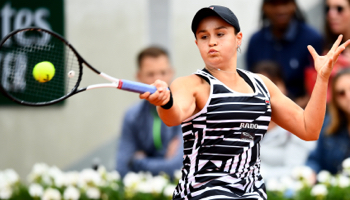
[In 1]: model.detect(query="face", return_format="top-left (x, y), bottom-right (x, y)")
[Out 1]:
top-left (326, 0), bottom-right (350, 35)
top-left (263, 1), bottom-right (296, 28)
top-left (195, 15), bottom-right (242, 69)
top-left (137, 55), bottom-right (173, 85)
top-left (334, 73), bottom-right (350, 115)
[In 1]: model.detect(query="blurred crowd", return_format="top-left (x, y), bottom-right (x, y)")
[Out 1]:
top-left (115, 0), bottom-right (350, 188)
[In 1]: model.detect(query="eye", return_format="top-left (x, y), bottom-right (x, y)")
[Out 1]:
top-left (217, 33), bottom-right (224, 37)
top-left (147, 72), bottom-right (155, 77)
top-left (200, 35), bottom-right (207, 39)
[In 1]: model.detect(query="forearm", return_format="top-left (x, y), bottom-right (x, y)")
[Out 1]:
top-left (157, 102), bottom-right (183, 126)
top-left (303, 76), bottom-right (329, 140)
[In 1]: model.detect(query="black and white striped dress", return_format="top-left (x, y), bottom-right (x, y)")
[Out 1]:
top-left (173, 68), bottom-right (271, 200)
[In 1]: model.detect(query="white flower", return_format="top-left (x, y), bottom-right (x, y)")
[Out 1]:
top-left (310, 184), bottom-right (328, 197)
top-left (163, 184), bottom-right (176, 197)
top-left (0, 186), bottom-right (12, 199)
top-left (63, 186), bottom-right (80, 200)
top-left (85, 187), bottom-right (100, 199)
top-left (150, 176), bottom-right (169, 193)
top-left (337, 175), bottom-right (350, 188)
top-left (65, 171), bottom-right (80, 187)
top-left (123, 172), bottom-right (142, 188)
top-left (42, 188), bottom-right (61, 200)
top-left (266, 178), bottom-right (284, 192)
top-left (279, 176), bottom-right (294, 190)
top-left (0, 172), bottom-right (9, 189)
top-left (97, 166), bottom-right (107, 177)
top-left (79, 169), bottom-right (101, 188)
top-left (342, 157), bottom-right (350, 168)
top-left (317, 170), bottom-right (332, 184)
top-left (292, 166), bottom-right (314, 186)
top-left (28, 183), bottom-right (44, 197)
top-left (3, 169), bottom-right (19, 185)
top-left (27, 163), bottom-right (50, 183)
top-left (135, 181), bottom-right (152, 193)
top-left (174, 170), bottom-right (182, 180)
top-left (107, 171), bottom-right (120, 182)
top-left (342, 157), bottom-right (350, 174)
top-left (291, 180), bottom-right (304, 191)
top-left (138, 171), bottom-right (153, 181)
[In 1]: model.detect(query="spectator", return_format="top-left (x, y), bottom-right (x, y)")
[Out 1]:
top-left (116, 46), bottom-right (183, 178)
top-left (246, 0), bottom-right (323, 108)
top-left (305, 0), bottom-right (350, 102)
top-left (252, 60), bottom-right (315, 181)
top-left (306, 68), bottom-right (350, 179)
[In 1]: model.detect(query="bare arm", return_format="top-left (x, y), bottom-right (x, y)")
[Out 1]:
top-left (266, 35), bottom-right (350, 141)
top-left (140, 75), bottom-right (201, 126)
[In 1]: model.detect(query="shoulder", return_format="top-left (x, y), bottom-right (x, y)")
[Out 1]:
top-left (171, 73), bottom-right (206, 89)
top-left (255, 73), bottom-right (279, 95)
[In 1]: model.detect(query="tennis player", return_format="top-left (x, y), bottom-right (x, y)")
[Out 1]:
top-left (140, 5), bottom-right (350, 200)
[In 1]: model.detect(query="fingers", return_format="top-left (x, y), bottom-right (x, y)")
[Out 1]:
top-left (139, 79), bottom-right (170, 106)
top-left (307, 45), bottom-right (318, 60)
top-left (332, 39), bottom-right (350, 62)
top-left (329, 34), bottom-right (343, 54)
top-left (148, 89), bottom-right (169, 105)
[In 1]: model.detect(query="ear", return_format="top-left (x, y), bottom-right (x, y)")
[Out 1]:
top-left (195, 39), bottom-right (198, 46)
top-left (236, 32), bottom-right (243, 47)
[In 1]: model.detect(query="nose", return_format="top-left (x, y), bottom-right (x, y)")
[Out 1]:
top-left (209, 37), bottom-right (217, 47)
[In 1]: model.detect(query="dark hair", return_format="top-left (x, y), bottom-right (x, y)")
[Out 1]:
top-left (251, 60), bottom-right (284, 84)
top-left (324, 0), bottom-right (350, 50)
top-left (260, 0), bottom-right (305, 27)
top-left (137, 46), bottom-right (169, 69)
top-left (326, 68), bottom-right (350, 135)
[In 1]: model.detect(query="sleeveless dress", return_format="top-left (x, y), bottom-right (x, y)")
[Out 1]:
top-left (173, 68), bottom-right (271, 200)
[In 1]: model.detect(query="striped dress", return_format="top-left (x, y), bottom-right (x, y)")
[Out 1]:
top-left (173, 68), bottom-right (271, 200)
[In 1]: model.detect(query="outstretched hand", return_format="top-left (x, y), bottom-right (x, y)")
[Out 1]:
top-left (139, 79), bottom-right (171, 106)
top-left (307, 35), bottom-right (350, 81)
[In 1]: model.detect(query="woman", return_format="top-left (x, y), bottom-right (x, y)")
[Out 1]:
top-left (246, 0), bottom-right (323, 108)
top-left (140, 5), bottom-right (349, 200)
top-left (305, 0), bottom-right (350, 102)
top-left (306, 68), bottom-right (350, 176)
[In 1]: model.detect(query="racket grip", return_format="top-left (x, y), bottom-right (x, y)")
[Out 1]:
top-left (119, 80), bottom-right (158, 94)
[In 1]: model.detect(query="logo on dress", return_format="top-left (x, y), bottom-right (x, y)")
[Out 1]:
top-left (240, 123), bottom-right (258, 129)
top-left (240, 132), bottom-right (255, 141)
top-left (265, 100), bottom-right (271, 109)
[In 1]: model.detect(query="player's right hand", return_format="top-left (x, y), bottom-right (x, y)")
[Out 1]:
top-left (139, 79), bottom-right (170, 107)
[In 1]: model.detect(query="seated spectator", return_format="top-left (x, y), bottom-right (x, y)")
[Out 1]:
top-left (116, 46), bottom-right (183, 178)
top-left (305, 0), bottom-right (350, 102)
top-left (306, 68), bottom-right (350, 179)
top-left (246, 0), bottom-right (323, 108)
top-left (252, 60), bottom-right (316, 181)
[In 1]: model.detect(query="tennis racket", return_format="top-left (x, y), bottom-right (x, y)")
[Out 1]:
top-left (0, 27), bottom-right (158, 106)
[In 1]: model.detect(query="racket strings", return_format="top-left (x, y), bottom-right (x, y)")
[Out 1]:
top-left (0, 29), bottom-right (80, 104)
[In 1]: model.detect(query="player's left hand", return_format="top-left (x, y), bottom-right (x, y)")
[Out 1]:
top-left (308, 35), bottom-right (350, 81)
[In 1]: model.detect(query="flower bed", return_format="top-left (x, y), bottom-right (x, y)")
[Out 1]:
top-left (0, 158), bottom-right (349, 200)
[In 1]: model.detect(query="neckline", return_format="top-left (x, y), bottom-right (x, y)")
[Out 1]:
top-left (202, 68), bottom-right (258, 96)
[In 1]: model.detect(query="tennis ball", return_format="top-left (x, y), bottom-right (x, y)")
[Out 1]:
top-left (33, 61), bottom-right (55, 83)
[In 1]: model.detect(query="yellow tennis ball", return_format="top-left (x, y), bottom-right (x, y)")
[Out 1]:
top-left (33, 61), bottom-right (55, 83)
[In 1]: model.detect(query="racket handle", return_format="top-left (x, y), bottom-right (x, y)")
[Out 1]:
top-left (119, 80), bottom-right (158, 94)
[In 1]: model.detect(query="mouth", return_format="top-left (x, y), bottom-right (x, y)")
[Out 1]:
top-left (208, 49), bottom-right (218, 54)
